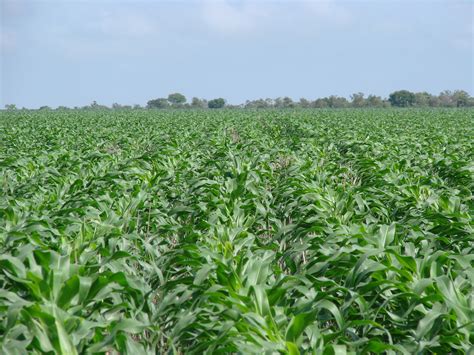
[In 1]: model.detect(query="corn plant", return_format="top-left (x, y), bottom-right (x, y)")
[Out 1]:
top-left (1, 109), bottom-right (473, 354)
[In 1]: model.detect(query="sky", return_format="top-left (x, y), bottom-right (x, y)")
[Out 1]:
top-left (1, 0), bottom-right (473, 108)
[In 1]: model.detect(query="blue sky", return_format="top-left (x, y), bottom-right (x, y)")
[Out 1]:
top-left (1, 0), bottom-right (473, 108)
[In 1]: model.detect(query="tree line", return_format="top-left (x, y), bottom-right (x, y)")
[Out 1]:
top-left (145, 90), bottom-right (473, 109)
top-left (3, 90), bottom-right (473, 111)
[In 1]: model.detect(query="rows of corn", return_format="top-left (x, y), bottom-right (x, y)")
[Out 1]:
top-left (1, 109), bottom-right (473, 354)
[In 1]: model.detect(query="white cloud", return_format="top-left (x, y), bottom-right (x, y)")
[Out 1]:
top-left (90, 10), bottom-right (159, 38)
top-left (200, 1), bottom-right (268, 35)
top-left (199, 0), bottom-right (352, 37)
top-left (46, 7), bottom-right (162, 58)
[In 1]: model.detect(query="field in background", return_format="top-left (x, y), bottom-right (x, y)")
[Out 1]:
top-left (1, 109), bottom-right (473, 354)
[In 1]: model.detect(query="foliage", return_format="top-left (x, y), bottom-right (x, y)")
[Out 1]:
top-left (5, 90), bottom-right (472, 111)
top-left (453, 90), bottom-right (470, 107)
top-left (147, 98), bottom-right (169, 109)
top-left (0, 109), bottom-right (473, 354)
top-left (167, 93), bottom-right (187, 107)
top-left (351, 92), bottom-right (366, 108)
top-left (191, 97), bottom-right (207, 109)
top-left (388, 90), bottom-right (416, 107)
top-left (208, 98), bottom-right (226, 109)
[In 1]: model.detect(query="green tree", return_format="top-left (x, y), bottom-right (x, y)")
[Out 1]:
top-left (245, 99), bottom-right (269, 109)
top-left (414, 92), bottom-right (431, 107)
top-left (4, 104), bottom-right (17, 110)
top-left (388, 90), bottom-right (416, 107)
top-left (366, 95), bottom-right (384, 108)
top-left (191, 97), bottom-right (207, 109)
top-left (327, 95), bottom-right (349, 108)
top-left (438, 90), bottom-right (456, 107)
top-left (282, 97), bottom-right (295, 108)
top-left (452, 90), bottom-right (470, 107)
top-left (273, 97), bottom-right (284, 108)
top-left (208, 98), bottom-right (226, 109)
top-left (351, 92), bottom-right (366, 108)
top-left (313, 98), bottom-right (328, 108)
top-left (298, 98), bottom-right (311, 108)
top-left (87, 101), bottom-right (108, 110)
top-left (167, 93), bottom-right (186, 107)
top-left (147, 98), bottom-right (169, 109)
top-left (429, 96), bottom-right (440, 107)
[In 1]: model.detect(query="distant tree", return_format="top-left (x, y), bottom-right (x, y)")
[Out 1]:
top-left (282, 97), bottom-right (295, 108)
top-left (167, 93), bottom-right (186, 107)
top-left (133, 104), bottom-right (142, 110)
top-left (327, 95), bottom-right (349, 108)
top-left (298, 98), bottom-right (311, 108)
top-left (273, 97), bottom-right (284, 108)
top-left (86, 101), bottom-right (108, 110)
top-left (248, 98), bottom-right (275, 108)
top-left (351, 92), bottom-right (366, 108)
top-left (414, 92), bottom-right (431, 107)
top-left (388, 90), bottom-right (416, 107)
top-left (208, 98), bottom-right (226, 109)
top-left (38, 106), bottom-right (51, 110)
top-left (260, 98), bottom-right (272, 108)
top-left (313, 98), bottom-right (329, 108)
top-left (245, 99), bottom-right (267, 109)
top-left (428, 96), bottom-right (440, 107)
top-left (265, 98), bottom-right (274, 107)
top-left (191, 97), bottom-right (207, 109)
top-left (5, 104), bottom-right (17, 110)
top-left (111, 103), bottom-right (133, 110)
top-left (452, 90), bottom-right (470, 107)
top-left (227, 104), bottom-right (243, 109)
top-left (147, 98), bottom-right (169, 109)
top-left (56, 106), bottom-right (69, 111)
top-left (366, 95), bottom-right (384, 108)
top-left (438, 90), bottom-right (456, 107)
top-left (382, 100), bottom-right (392, 108)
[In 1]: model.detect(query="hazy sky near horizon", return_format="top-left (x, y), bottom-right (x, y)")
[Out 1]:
top-left (1, 0), bottom-right (473, 108)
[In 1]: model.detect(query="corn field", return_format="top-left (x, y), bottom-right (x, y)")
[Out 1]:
top-left (1, 109), bottom-right (473, 354)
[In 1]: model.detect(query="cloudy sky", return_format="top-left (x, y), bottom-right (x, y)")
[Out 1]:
top-left (1, 0), bottom-right (473, 108)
